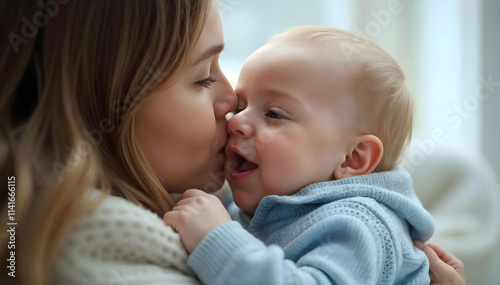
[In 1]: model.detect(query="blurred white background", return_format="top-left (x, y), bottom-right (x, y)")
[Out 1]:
top-left (218, 0), bottom-right (500, 284)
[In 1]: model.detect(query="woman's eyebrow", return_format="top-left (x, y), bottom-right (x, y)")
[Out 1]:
top-left (192, 44), bottom-right (225, 66)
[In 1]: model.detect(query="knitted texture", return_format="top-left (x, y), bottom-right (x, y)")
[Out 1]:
top-left (189, 168), bottom-right (434, 285)
top-left (52, 191), bottom-right (200, 285)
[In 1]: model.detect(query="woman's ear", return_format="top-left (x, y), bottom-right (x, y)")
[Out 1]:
top-left (333, 135), bottom-right (383, 179)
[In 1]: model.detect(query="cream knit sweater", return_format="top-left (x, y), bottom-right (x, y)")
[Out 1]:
top-left (51, 191), bottom-right (200, 284)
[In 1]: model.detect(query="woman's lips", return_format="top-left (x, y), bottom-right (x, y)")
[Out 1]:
top-left (217, 139), bottom-right (228, 162)
top-left (218, 147), bottom-right (226, 155)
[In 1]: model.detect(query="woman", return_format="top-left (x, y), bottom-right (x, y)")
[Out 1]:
top-left (1, 0), bottom-right (233, 283)
top-left (0, 0), bottom-right (464, 284)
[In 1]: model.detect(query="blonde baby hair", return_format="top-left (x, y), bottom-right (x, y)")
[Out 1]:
top-left (268, 26), bottom-right (413, 172)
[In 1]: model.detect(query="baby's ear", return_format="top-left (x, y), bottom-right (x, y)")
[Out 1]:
top-left (333, 135), bottom-right (383, 179)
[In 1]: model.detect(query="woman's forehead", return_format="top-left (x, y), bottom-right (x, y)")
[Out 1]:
top-left (189, 0), bottom-right (224, 66)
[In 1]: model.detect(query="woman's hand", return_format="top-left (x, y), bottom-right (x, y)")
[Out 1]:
top-left (164, 189), bottom-right (232, 253)
top-left (414, 241), bottom-right (466, 285)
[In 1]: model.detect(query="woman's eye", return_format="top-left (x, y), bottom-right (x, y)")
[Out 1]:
top-left (266, 110), bottom-right (284, 119)
top-left (195, 75), bottom-right (217, 89)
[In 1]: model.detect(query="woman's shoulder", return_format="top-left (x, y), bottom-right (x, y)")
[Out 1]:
top-left (52, 190), bottom-right (198, 284)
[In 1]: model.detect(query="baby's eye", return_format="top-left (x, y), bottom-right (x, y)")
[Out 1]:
top-left (266, 110), bottom-right (284, 119)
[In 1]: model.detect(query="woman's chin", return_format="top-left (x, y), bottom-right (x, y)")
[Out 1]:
top-left (198, 169), bottom-right (226, 193)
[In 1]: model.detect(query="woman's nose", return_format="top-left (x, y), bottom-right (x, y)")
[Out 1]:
top-left (228, 110), bottom-right (253, 138)
top-left (214, 74), bottom-right (237, 119)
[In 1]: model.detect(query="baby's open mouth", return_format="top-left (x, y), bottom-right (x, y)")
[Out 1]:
top-left (231, 152), bottom-right (258, 173)
top-left (225, 149), bottom-right (258, 182)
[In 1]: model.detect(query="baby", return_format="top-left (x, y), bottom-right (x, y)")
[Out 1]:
top-left (165, 26), bottom-right (435, 284)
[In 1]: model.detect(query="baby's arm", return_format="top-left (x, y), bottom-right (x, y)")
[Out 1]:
top-left (164, 189), bottom-right (232, 253)
top-left (165, 194), bottom-right (386, 285)
top-left (414, 241), bottom-right (466, 285)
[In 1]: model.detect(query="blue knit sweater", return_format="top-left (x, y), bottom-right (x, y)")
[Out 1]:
top-left (188, 168), bottom-right (434, 284)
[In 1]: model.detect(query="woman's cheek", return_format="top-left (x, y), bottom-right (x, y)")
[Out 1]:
top-left (188, 99), bottom-right (218, 150)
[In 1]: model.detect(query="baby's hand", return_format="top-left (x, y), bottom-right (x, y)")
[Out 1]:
top-left (164, 189), bottom-right (232, 253)
top-left (414, 241), bottom-right (466, 285)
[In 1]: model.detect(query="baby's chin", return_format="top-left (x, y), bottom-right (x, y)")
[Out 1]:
top-left (230, 187), bottom-right (259, 213)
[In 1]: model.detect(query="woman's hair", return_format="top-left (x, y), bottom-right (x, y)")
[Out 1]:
top-left (0, 0), bottom-right (210, 284)
top-left (268, 26), bottom-right (413, 172)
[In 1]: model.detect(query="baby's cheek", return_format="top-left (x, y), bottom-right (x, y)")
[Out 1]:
top-left (261, 158), bottom-right (304, 196)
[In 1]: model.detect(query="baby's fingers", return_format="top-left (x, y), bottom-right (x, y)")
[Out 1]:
top-left (177, 189), bottom-right (207, 201)
top-left (163, 210), bottom-right (182, 232)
